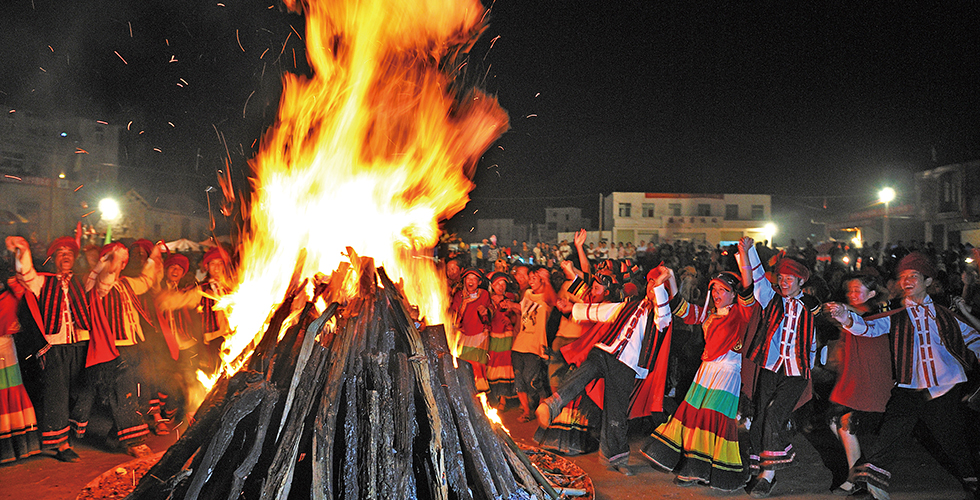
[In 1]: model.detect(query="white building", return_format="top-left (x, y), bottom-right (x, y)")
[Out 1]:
top-left (598, 192), bottom-right (774, 246)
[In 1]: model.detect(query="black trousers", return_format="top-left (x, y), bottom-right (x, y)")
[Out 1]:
top-left (749, 367), bottom-right (807, 471)
top-left (548, 348), bottom-right (636, 465)
top-left (853, 385), bottom-right (976, 490)
top-left (90, 346), bottom-right (149, 446)
top-left (38, 342), bottom-right (93, 449)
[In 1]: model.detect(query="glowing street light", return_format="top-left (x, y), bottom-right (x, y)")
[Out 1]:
top-left (763, 223), bottom-right (777, 246)
top-left (878, 187), bottom-right (895, 264)
top-left (99, 198), bottom-right (121, 244)
top-left (99, 198), bottom-right (121, 221)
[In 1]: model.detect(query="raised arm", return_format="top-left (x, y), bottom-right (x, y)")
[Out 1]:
top-left (5, 236), bottom-right (41, 295)
top-left (573, 229), bottom-right (590, 277)
top-left (738, 236), bottom-right (773, 307)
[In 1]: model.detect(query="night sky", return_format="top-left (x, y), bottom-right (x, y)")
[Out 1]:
top-left (2, 1), bottom-right (978, 242)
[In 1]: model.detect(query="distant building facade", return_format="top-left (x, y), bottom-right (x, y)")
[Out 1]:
top-left (915, 159), bottom-right (980, 248)
top-left (0, 108), bottom-right (120, 241)
top-left (599, 192), bottom-right (774, 246)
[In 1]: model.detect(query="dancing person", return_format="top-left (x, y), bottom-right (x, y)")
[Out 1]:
top-left (86, 241), bottom-right (163, 458)
top-left (741, 236), bottom-right (820, 498)
top-left (641, 257), bottom-right (759, 491)
top-left (824, 273), bottom-right (893, 496)
top-left (0, 270), bottom-right (42, 463)
top-left (827, 252), bottom-right (980, 500)
top-left (450, 268), bottom-right (491, 392)
top-left (512, 266), bottom-right (556, 422)
top-left (7, 236), bottom-right (93, 462)
top-left (486, 272), bottom-right (519, 406)
top-left (538, 265), bottom-right (673, 475)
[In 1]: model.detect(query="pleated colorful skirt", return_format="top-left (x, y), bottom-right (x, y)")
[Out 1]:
top-left (485, 327), bottom-right (515, 400)
top-left (457, 331), bottom-right (489, 393)
top-left (0, 336), bottom-right (41, 463)
top-left (534, 337), bottom-right (598, 455)
top-left (641, 350), bottom-right (747, 491)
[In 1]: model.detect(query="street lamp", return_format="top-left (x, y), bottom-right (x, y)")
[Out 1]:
top-left (763, 223), bottom-right (777, 247)
top-left (878, 187), bottom-right (895, 264)
top-left (99, 198), bottom-right (121, 244)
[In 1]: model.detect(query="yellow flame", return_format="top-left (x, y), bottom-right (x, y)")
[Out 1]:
top-left (478, 393), bottom-right (508, 433)
top-left (207, 0), bottom-right (507, 381)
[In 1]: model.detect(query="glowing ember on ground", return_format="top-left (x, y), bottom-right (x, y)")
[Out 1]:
top-left (205, 0), bottom-right (508, 386)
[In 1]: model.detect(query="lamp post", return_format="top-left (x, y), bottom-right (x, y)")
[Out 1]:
top-left (878, 187), bottom-right (895, 265)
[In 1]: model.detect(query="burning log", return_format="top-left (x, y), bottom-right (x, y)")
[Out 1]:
top-left (126, 265), bottom-right (547, 500)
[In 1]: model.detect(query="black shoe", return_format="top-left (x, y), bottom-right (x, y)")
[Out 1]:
top-left (750, 478), bottom-right (776, 498)
top-left (54, 448), bottom-right (80, 462)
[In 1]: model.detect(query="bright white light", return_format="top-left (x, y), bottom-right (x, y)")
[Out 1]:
top-left (99, 198), bottom-right (121, 221)
top-left (878, 187), bottom-right (896, 204)
top-left (764, 223), bottom-right (777, 240)
top-left (851, 237), bottom-right (862, 248)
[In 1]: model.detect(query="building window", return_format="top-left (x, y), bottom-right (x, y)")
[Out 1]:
top-left (642, 204), bottom-right (655, 217)
top-left (751, 205), bottom-right (764, 220)
top-left (725, 204), bottom-right (738, 219)
top-left (697, 204), bottom-right (711, 216)
top-left (565, 214), bottom-right (569, 221)
top-left (669, 203), bottom-right (681, 216)
top-left (618, 203), bottom-right (631, 217)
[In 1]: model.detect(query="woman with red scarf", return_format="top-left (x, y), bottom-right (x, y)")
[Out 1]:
top-left (641, 258), bottom-right (760, 491)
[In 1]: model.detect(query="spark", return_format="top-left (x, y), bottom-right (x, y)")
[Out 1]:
top-left (74, 184), bottom-right (84, 192)
top-left (217, 3), bottom-right (225, 6)
top-left (7, 110), bottom-right (14, 114)
top-left (114, 51), bottom-right (128, 64)
top-left (474, 209), bottom-right (479, 214)
top-left (48, 45), bottom-right (53, 52)
top-left (166, 39), bottom-right (170, 46)
top-left (168, 122), bottom-right (175, 127)
top-left (97, 120), bottom-right (108, 125)
top-left (535, 93), bottom-right (540, 97)
top-left (251, 139), bottom-right (257, 148)
top-left (279, 32), bottom-right (292, 56)
top-left (260, 48), bottom-right (269, 59)
top-left (75, 148), bottom-right (89, 154)
top-left (290, 24), bottom-right (303, 41)
top-left (243, 91), bottom-right (255, 118)
top-left (489, 35), bottom-right (500, 49)
top-left (127, 121), bottom-right (133, 130)
top-left (39, 67), bottom-right (46, 72)
top-left (128, 22), bottom-right (132, 37)
top-left (237, 29), bottom-right (245, 52)
top-left (169, 55), bottom-right (178, 63)
top-left (497, 145), bottom-right (504, 150)
top-left (179, 78), bottom-right (189, 86)
top-left (153, 148), bottom-right (162, 153)
top-left (4, 175), bottom-right (22, 181)
top-left (81, 210), bottom-right (96, 218)
top-left (525, 114), bottom-right (537, 118)
top-left (292, 48), bottom-right (297, 68)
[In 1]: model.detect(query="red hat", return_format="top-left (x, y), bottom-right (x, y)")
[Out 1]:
top-left (164, 254), bottom-right (190, 274)
top-left (773, 258), bottom-right (810, 283)
top-left (47, 236), bottom-right (80, 257)
top-left (488, 271), bottom-right (510, 284)
top-left (201, 246), bottom-right (228, 268)
top-left (131, 238), bottom-right (154, 256)
top-left (99, 242), bottom-right (128, 261)
top-left (460, 268), bottom-right (484, 282)
top-left (896, 252), bottom-right (936, 279)
top-left (622, 282), bottom-right (638, 297)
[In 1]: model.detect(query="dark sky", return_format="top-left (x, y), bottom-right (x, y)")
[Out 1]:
top-left (2, 1), bottom-right (979, 242)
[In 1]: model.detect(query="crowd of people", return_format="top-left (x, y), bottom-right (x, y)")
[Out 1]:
top-left (2, 227), bottom-right (979, 500)
top-left (445, 230), bottom-right (980, 499)
top-left (0, 235), bottom-right (233, 464)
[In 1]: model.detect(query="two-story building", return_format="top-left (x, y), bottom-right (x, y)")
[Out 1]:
top-left (599, 192), bottom-right (774, 246)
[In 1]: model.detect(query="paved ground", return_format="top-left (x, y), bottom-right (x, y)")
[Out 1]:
top-left (0, 404), bottom-right (973, 500)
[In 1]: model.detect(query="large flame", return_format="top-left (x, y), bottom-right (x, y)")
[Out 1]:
top-left (209, 0), bottom-right (507, 380)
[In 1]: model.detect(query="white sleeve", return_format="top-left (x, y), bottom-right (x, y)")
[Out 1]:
top-left (571, 302), bottom-right (625, 323)
top-left (843, 311), bottom-right (891, 338)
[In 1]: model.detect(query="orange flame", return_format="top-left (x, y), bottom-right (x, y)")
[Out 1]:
top-left (212, 0), bottom-right (508, 375)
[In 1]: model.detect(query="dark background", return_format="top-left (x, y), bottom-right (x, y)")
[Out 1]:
top-left (2, 1), bottom-right (978, 243)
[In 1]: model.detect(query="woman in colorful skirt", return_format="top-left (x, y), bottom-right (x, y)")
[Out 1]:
top-left (450, 268), bottom-right (492, 392)
top-left (486, 272), bottom-right (519, 405)
top-left (641, 266), bottom-right (759, 491)
top-left (1, 280), bottom-right (42, 463)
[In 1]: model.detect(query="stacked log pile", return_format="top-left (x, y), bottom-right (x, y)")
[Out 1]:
top-left (125, 263), bottom-right (546, 500)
